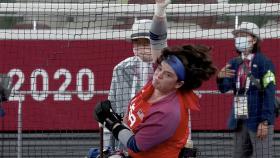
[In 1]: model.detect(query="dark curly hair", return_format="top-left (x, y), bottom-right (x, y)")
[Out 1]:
top-left (157, 44), bottom-right (217, 92)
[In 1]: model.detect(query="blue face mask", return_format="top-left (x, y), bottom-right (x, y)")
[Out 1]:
top-left (235, 37), bottom-right (252, 52)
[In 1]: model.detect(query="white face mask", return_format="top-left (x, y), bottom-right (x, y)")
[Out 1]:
top-left (235, 37), bottom-right (252, 52)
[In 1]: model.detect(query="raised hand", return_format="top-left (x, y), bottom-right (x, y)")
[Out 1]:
top-left (155, 0), bottom-right (171, 17)
top-left (217, 64), bottom-right (235, 78)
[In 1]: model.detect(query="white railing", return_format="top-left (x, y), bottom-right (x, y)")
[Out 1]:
top-left (1, 28), bottom-right (280, 39)
top-left (0, 3), bottom-right (280, 16)
top-left (0, 3), bottom-right (280, 40)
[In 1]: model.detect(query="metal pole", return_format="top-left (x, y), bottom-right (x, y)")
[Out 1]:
top-left (17, 93), bottom-right (22, 158)
top-left (235, 16), bottom-right (239, 29)
top-left (33, 20), bottom-right (37, 31)
top-left (99, 123), bottom-right (104, 158)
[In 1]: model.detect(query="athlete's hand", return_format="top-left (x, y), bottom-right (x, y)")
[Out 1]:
top-left (155, 0), bottom-right (171, 17)
top-left (93, 100), bottom-right (122, 131)
top-left (94, 100), bottom-right (111, 123)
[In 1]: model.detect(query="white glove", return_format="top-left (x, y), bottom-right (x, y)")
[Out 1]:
top-left (155, 0), bottom-right (171, 17)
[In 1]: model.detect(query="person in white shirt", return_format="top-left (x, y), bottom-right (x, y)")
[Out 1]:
top-left (104, 19), bottom-right (154, 150)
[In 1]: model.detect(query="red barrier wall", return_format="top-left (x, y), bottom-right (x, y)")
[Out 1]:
top-left (0, 39), bottom-right (279, 131)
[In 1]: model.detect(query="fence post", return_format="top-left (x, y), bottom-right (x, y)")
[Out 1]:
top-left (17, 93), bottom-right (22, 158)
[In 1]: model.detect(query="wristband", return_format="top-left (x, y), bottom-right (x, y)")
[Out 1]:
top-left (112, 124), bottom-right (129, 140)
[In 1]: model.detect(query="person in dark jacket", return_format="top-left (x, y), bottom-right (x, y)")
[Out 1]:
top-left (0, 74), bottom-right (11, 117)
top-left (217, 22), bottom-right (276, 158)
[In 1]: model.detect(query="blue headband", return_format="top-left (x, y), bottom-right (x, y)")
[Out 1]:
top-left (165, 55), bottom-right (186, 81)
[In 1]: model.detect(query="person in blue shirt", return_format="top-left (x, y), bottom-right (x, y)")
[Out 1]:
top-left (216, 22), bottom-right (276, 158)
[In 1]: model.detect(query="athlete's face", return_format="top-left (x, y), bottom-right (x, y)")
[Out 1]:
top-left (152, 61), bottom-right (183, 94)
top-left (132, 38), bottom-right (152, 62)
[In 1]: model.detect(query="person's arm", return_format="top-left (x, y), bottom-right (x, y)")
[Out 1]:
top-left (111, 111), bottom-right (179, 153)
top-left (108, 62), bottom-right (129, 114)
top-left (216, 60), bottom-right (236, 93)
top-left (0, 74), bottom-right (11, 103)
top-left (261, 60), bottom-right (276, 125)
top-left (102, 65), bottom-right (120, 148)
top-left (94, 99), bottom-right (180, 152)
top-left (94, 100), bottom-right (140, 152)
top-left (149, 0), bottom-right (170, 62)
top-left (108, 66), bottom-right (118, 110)
top-left (256, 59), bottom-right (276, 139)
top-left (216, 77), bottom-right (234, 93)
